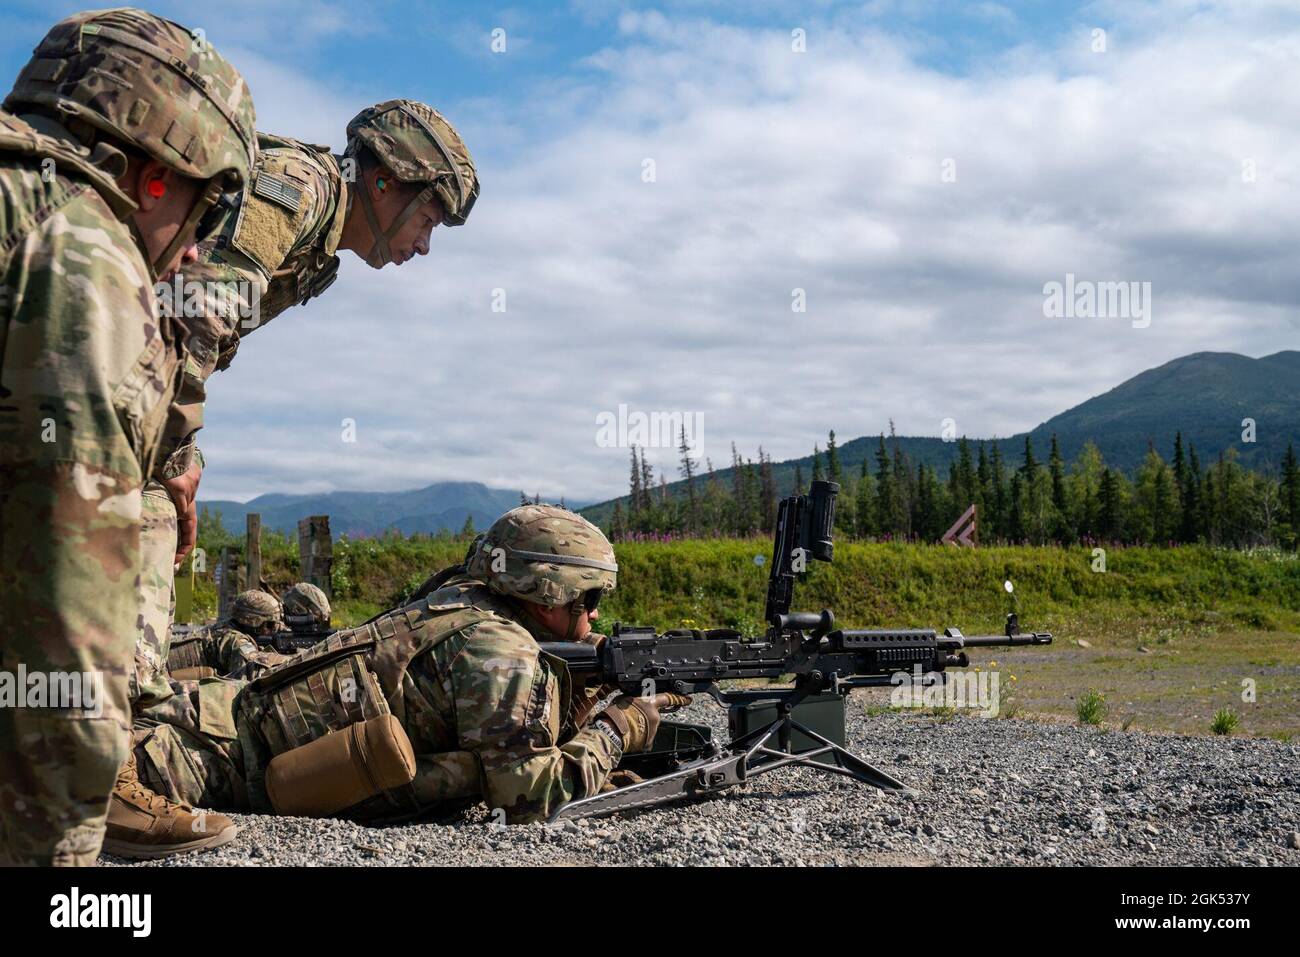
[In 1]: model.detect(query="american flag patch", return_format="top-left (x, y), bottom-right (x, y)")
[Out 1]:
top-left (253, 173), bottom-right (303, 212)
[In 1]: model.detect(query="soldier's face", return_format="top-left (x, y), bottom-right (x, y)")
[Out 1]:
top-left (129, 162), bottom-right (206, 279)
top-left (367, 178), bottom-right (444, 269)
top-left (527, 601), bottom-right (599, 641)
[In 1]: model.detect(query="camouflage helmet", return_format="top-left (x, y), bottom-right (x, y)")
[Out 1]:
top-left (281, 582), bottom-right (330, 627)
top-left (345, 99), bottom-right (478, 227)
top-left (230, 590), bottom-right (282, 630)
top-left (4, 8), bottom-right (256, 190)
top-left (467, 505), bottom-right (617, 609)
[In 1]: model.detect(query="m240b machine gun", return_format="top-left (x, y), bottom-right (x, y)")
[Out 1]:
top-left (258, 615), bottom-right (337, 654)
top-left (540, 480), bottom-right (1052, 821)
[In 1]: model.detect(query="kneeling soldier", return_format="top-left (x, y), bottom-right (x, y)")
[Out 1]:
top-left (130, 505), bottom-right (686, 824)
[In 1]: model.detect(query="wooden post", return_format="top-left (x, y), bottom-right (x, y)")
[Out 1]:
top-left (298, 514), bottom-right (333, 599)
top-left (297, 519), bottom-right (311, 584)
top-left (216, 546), bottom-right (232, 618)
top-left (246, 512), bottom-right (262, 590)
top-left (216, 547), bottom-right (245, 620)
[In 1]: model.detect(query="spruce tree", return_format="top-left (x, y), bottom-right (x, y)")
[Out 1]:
top-left (874, 434), bottom-right (893, 537)
top-left (1281, 443), bottom-right (1299, 548)
top-left (1049, 434), bottom-right (1069, 542)
top-left (730, 443), bottom-right (745, 534)
top-left (758, 449), bottom-right (777, 532)
top-left (914, 463), bottom-right (931, 541)
top-left (1021, 435), bottom-right (1038, 478)
top-left (855, 456), bottom-right (874, 539)
top-left (628, 446), bottom-right (643, 520)
top-left (639, 453), bottom-right (654, 513)
top-left (1008, 472), bottom-right (1024, 542)
top-left (704, 458), bottom-right (724, 535)
top-left (1184, 445), bottom-right (1203, 543)
top-left (890, 424), bottom-right (911, 537)
top-left (677, 425), bottom-right (698, 531)
top-left (989, 443), bottom-right (1008, 540)
top-left (826, 430), bottom-right (842, 485)
top-left (1172, 431), bottom-right (1187, 538)
top-left (1099, 468), bottom-right (1121, 540)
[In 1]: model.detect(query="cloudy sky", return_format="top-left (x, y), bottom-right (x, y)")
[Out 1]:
top-left (2, 1), bottom-right (1296, 502)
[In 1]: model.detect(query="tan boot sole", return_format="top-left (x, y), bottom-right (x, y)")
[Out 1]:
top-left (101, 822), bottom-right (238, 860)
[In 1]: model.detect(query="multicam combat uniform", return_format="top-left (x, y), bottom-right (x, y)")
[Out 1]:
top-left (166, 624), bottom-right (288, 682)
top-left (134, 576), bottom-right (620, 824)
top-left (0, 9), bottom-right (254, 865)
top-left (132, 101), bottom-right (479, 709)
top-left (165, 589), bottom-right (289, 681)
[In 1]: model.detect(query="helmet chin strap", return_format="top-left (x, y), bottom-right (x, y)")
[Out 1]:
top-left (563, 600), bottom-right (586, 641)
top-left (512, 597), bottom-right (585, 642)
top-left (130, 178), bottom-right (224, 283)
top-left (357, 173), bottom-right (435, 266)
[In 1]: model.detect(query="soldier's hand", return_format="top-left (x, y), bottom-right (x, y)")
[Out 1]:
top-left (654, 692), bottom-right (692, 712)
top-left (597, 692), bottom-right (692, 754)
top-left (163, 461), bottom-right (202, 567)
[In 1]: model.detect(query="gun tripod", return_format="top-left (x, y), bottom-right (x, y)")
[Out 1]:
top-left (722, 688), bottom-right (911, 792)
top-left (548, 684), bottom-right (912, 823)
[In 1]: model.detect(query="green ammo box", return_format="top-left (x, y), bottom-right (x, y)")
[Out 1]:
top-left (728, 693), bottom-right (846, 765)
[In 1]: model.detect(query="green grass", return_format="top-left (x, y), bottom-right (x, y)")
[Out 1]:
top-left (1076, 688), bottom-right (1108, 726)
top-left (1211, 708), bottom-right (1240, 736)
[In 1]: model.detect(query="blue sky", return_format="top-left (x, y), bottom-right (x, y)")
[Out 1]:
top-left (0, 2), bottom-right (1111, 106)
top-left (2, 2), bottom-right (1296, 502)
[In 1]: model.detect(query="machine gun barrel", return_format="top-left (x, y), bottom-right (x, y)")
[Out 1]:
top-left (953, 632), bottom-right (1053, 648)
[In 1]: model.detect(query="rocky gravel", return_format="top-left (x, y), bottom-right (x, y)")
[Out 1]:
top-left (108, 704), bottom-right (1300, 867)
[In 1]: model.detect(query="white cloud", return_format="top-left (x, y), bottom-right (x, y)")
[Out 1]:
top-left (196, 1), bottom-right (1300, 504)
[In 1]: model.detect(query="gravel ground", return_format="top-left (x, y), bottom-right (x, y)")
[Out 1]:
top-left (109, 703), bottom-right (1300, 867)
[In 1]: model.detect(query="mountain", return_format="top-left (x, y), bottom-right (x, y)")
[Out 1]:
top-left (580, 351), bottom-right (1300, 525)
top-left (1025, 350), bottom-right (1299, 471)
top-left (200, 481), bottom-right (590, 538)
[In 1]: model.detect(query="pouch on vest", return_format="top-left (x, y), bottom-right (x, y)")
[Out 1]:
top-left (265, 714), bottom-right (417, 817)
top-left (196, 677), bottom-right (242, 740)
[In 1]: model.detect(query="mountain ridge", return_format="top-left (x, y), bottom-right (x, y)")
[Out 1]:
top-left (200, 351), bottom-right (1299, 534)
top-left (201, 481), bottom-right (591, 538)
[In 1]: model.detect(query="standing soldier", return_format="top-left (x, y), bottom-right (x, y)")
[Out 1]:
top-left (131, 103), bottom-right (478, 714)
top-left (0, 8), bottom-right (255, 865)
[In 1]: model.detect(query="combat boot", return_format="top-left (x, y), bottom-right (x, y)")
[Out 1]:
top-left (101, 752), bottom-right (238, 860)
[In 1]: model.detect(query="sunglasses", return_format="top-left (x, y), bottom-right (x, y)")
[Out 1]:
top-left (582, 588), bottom-right (603, 613)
